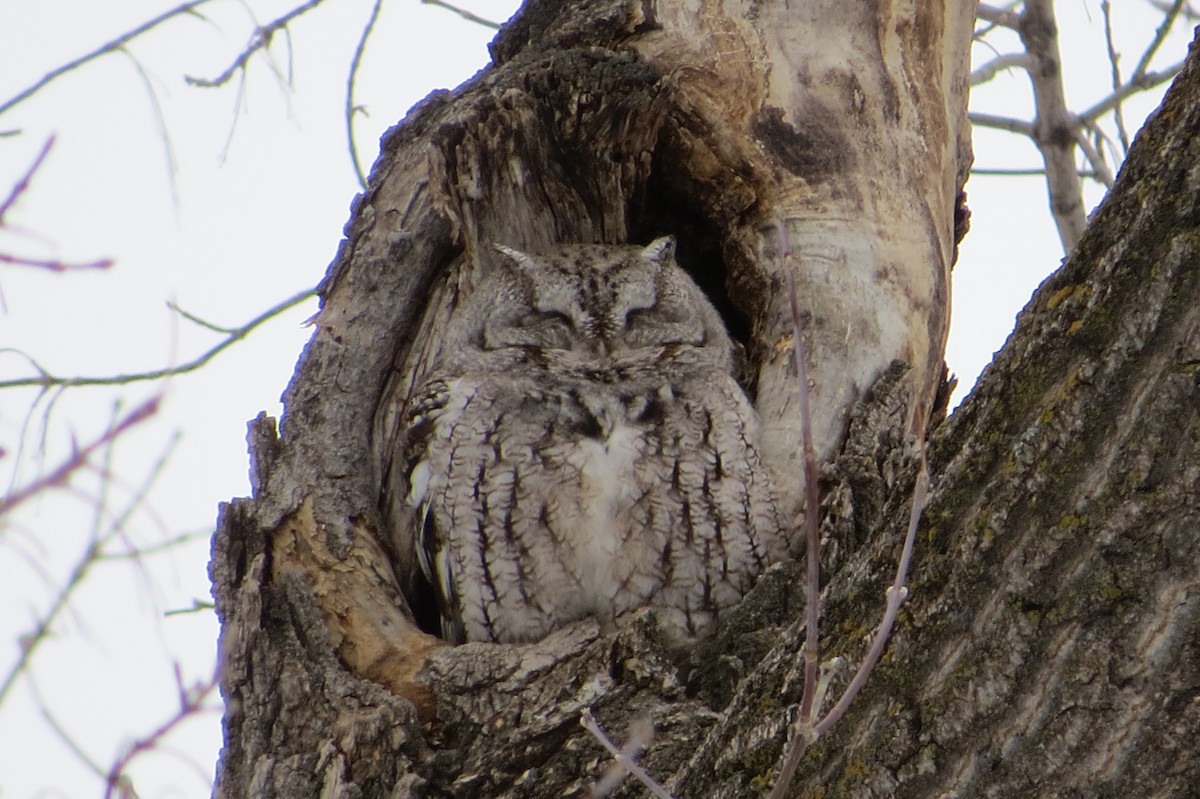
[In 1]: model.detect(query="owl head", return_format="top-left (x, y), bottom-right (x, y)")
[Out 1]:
top-left (442, 237), bottom-right (734, 376)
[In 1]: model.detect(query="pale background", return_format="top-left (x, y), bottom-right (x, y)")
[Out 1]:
top-left (0, 2), bottom-right (1191, 797)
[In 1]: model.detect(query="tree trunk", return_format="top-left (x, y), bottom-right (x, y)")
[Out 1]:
top-left (211, 2), bottom-right (1200, 797)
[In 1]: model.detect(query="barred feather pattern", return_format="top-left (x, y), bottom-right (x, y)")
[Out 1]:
top-left (394, 239), bottom-right (788, 645)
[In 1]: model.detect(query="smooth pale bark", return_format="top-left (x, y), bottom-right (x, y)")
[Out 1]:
top-left (629, 1), bottom-right (974, 513)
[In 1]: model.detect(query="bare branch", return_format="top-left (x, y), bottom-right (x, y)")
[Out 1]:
top-left (579, 709), bottom-right (673, 799)
top-left (970, 53), bottom-right (1034, 86)
top-left (1073, 125), bottom-right (1115, 189)
top-left (0, 398), bottom-right (159, 519)
top-left (104, 667), bottom-right (221, 799)
top-left (0, 252), bottom-right (114, 272)
top-left (1133, 0), bottom-right (1185, 81)
top-left (1078, 60), bottom-right (1186, 123)
top-left (1018, 0), bottom-right (1087, 251)
top-left (764, 254), bottom-right (824, 799)
top-left (420, 0), bottom-right (502, 29)
top-left (167, 301), bottom-right (240, 334)
top-left (27, 674), bottom-right (108, 779)
top-left (970, 166), bottom-right (1104, 178)
top-left (1146, 0), bottom-right (1200, 20)
top-left (122, 47), bottom-right (183, 206)
top-left (347, 0), bottom-right (385, 190)
top-left (1101, 1), bottom-right (1133, 153)
top-left (185, 0), bottom-right (326, 88)
top-left (0, 138), bottom-right (116, 271)
top-left (968, 111), bottom-right (1035, 136)
top-left (0, 1), bottom-right (214, 117)
top-left (97, 526), bottom-right (211, 560)
top-left (0, 136), bottom-right (52, 221)
top-left (589, 717), bottom-right (655, 798)
top-left (814, 458), bottom-right (927, 735)
top-left (784, 267), bottom-right (822, 723)
top-left (0, 399), bottom-right (167, 710)
top-left (975, 2), bottom-right (1023, 31)
top-left (0, 286), bottom-right (316, 390)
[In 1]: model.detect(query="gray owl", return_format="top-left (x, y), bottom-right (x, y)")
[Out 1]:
top-left (394, 238), bottom-right (787, 645)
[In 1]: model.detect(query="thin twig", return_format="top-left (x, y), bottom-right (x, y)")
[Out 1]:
top-left (0, 252), bottom-right (113, 271)
top-left (975, 1), bottom-right (1022, 28)
top-left (0, 286), bottom-right (316, 390)
top-left (579, 709), bottom-right (673, 799)
top-left (968, 112), bottom-right (1034, 136)
top-left (0, 1), bottom-right (214, 117)
top-left (781, 254), bottom-right (822, 724)
top-left (1101, 1), bottom-right (1132, 153)
top-left (1132, 0), bottom-right (1184, 81)
top-left (1, 137), bottom-right (113, 271)
top-left (764, 228), bottom-right (823, 799)
top-left (970, 166), bottom-right (1102, 178)
top-left (122, 47), bottom-right (182, 207)
top-left (0, 398), bottom-right (158, 518)
top-left (97, 526), bottom-right (210, 561)
top-left (164, 598), bottom-right (217, 616)
top-left (103, 669), bottom-right (221, 799)
top-left (27, 674), bottom-right (108, 778)
top-left (167, 301), bottom-right (239, 334)
top-left (420, 0), bottom-right (502, 29)
top-left (185, 0), bottom-right (325, 88)
top-left (0, 136), bottom-right (54, 221)
top-left (1077, 61), bottom-right (1185, 123)
top-left (347, 0), bottom-right (385, 189)
top-left (768, 226), bottom-right (931, 798)
top-left (0, 399), bottom-right (161, 706)
top-left (1146, 0), bottom-right (1200, 21)
top-left (970, 53), bottom-right (1033, 86)
top-left (814, 458), bottom-right (927, 735)
top-left (591, 718), bottom-right (654, 798)
top-left (765, 228), bottom-right (823, 799)
top-left (1072, 126), bottom-right (1114, 189)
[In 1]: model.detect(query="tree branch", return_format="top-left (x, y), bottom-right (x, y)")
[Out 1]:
top-left (0, 287), bottom-right (315, 390)
top-left (184, 0), bottom-right (326, 88)
top-left (346, 0), bottom-right (384, 190)
top-left (1019, 0), bottom-right (1087, 251)
top-left (0, 1), bottom-right (215, 117)
top-left (420, 0), bottom-right (501, 29)
top-left (968, 111), bottom-right (1034, 136)
top-left (970, 52), bottom-right (1034, 86)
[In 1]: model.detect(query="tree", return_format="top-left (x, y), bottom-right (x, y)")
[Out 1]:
top-left (11, 0), bottom-right (1180, 791)
top-left (211, 1), bottom-right (1200, 796)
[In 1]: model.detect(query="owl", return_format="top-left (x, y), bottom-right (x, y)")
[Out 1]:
top-left (391, 237), bottom-right (788, 645)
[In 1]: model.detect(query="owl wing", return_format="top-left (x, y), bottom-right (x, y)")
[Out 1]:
top-left (392, 377), bottom-right (467, 642)
top-left (404, 372), bottom-right (578, 644)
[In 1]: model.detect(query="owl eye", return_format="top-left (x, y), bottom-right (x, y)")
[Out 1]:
top-left (625, 303), bottom-right (693, 344)
top-left (522, 310), bottom-right (576, 348)
top-left (623, 306), bottom-right (657, 330)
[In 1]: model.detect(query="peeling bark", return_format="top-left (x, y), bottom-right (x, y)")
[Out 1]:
top-left (210, 4), bottom-right (1200, 799)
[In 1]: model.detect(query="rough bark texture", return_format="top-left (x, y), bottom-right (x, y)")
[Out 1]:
top-left (212, 2), bottom-right (1199, 797)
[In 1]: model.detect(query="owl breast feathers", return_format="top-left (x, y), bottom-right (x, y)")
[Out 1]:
top-left (393, 237), bottom-right (788, 645)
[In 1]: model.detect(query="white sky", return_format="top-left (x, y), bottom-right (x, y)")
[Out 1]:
top-left (0, 2), bottom-right (1191, 797)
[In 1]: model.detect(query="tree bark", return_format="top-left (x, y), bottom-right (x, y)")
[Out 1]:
top-left (212, 2), bottom-right (1200, 797)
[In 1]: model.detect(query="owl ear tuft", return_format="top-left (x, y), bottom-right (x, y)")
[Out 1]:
top-left (641, 236), bottom-right (676, 265)
top-left (494, 243), bottom-right (536, 270)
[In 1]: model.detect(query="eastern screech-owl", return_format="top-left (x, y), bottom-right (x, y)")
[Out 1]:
top-left (393, 237), bottom-right (787, 645)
